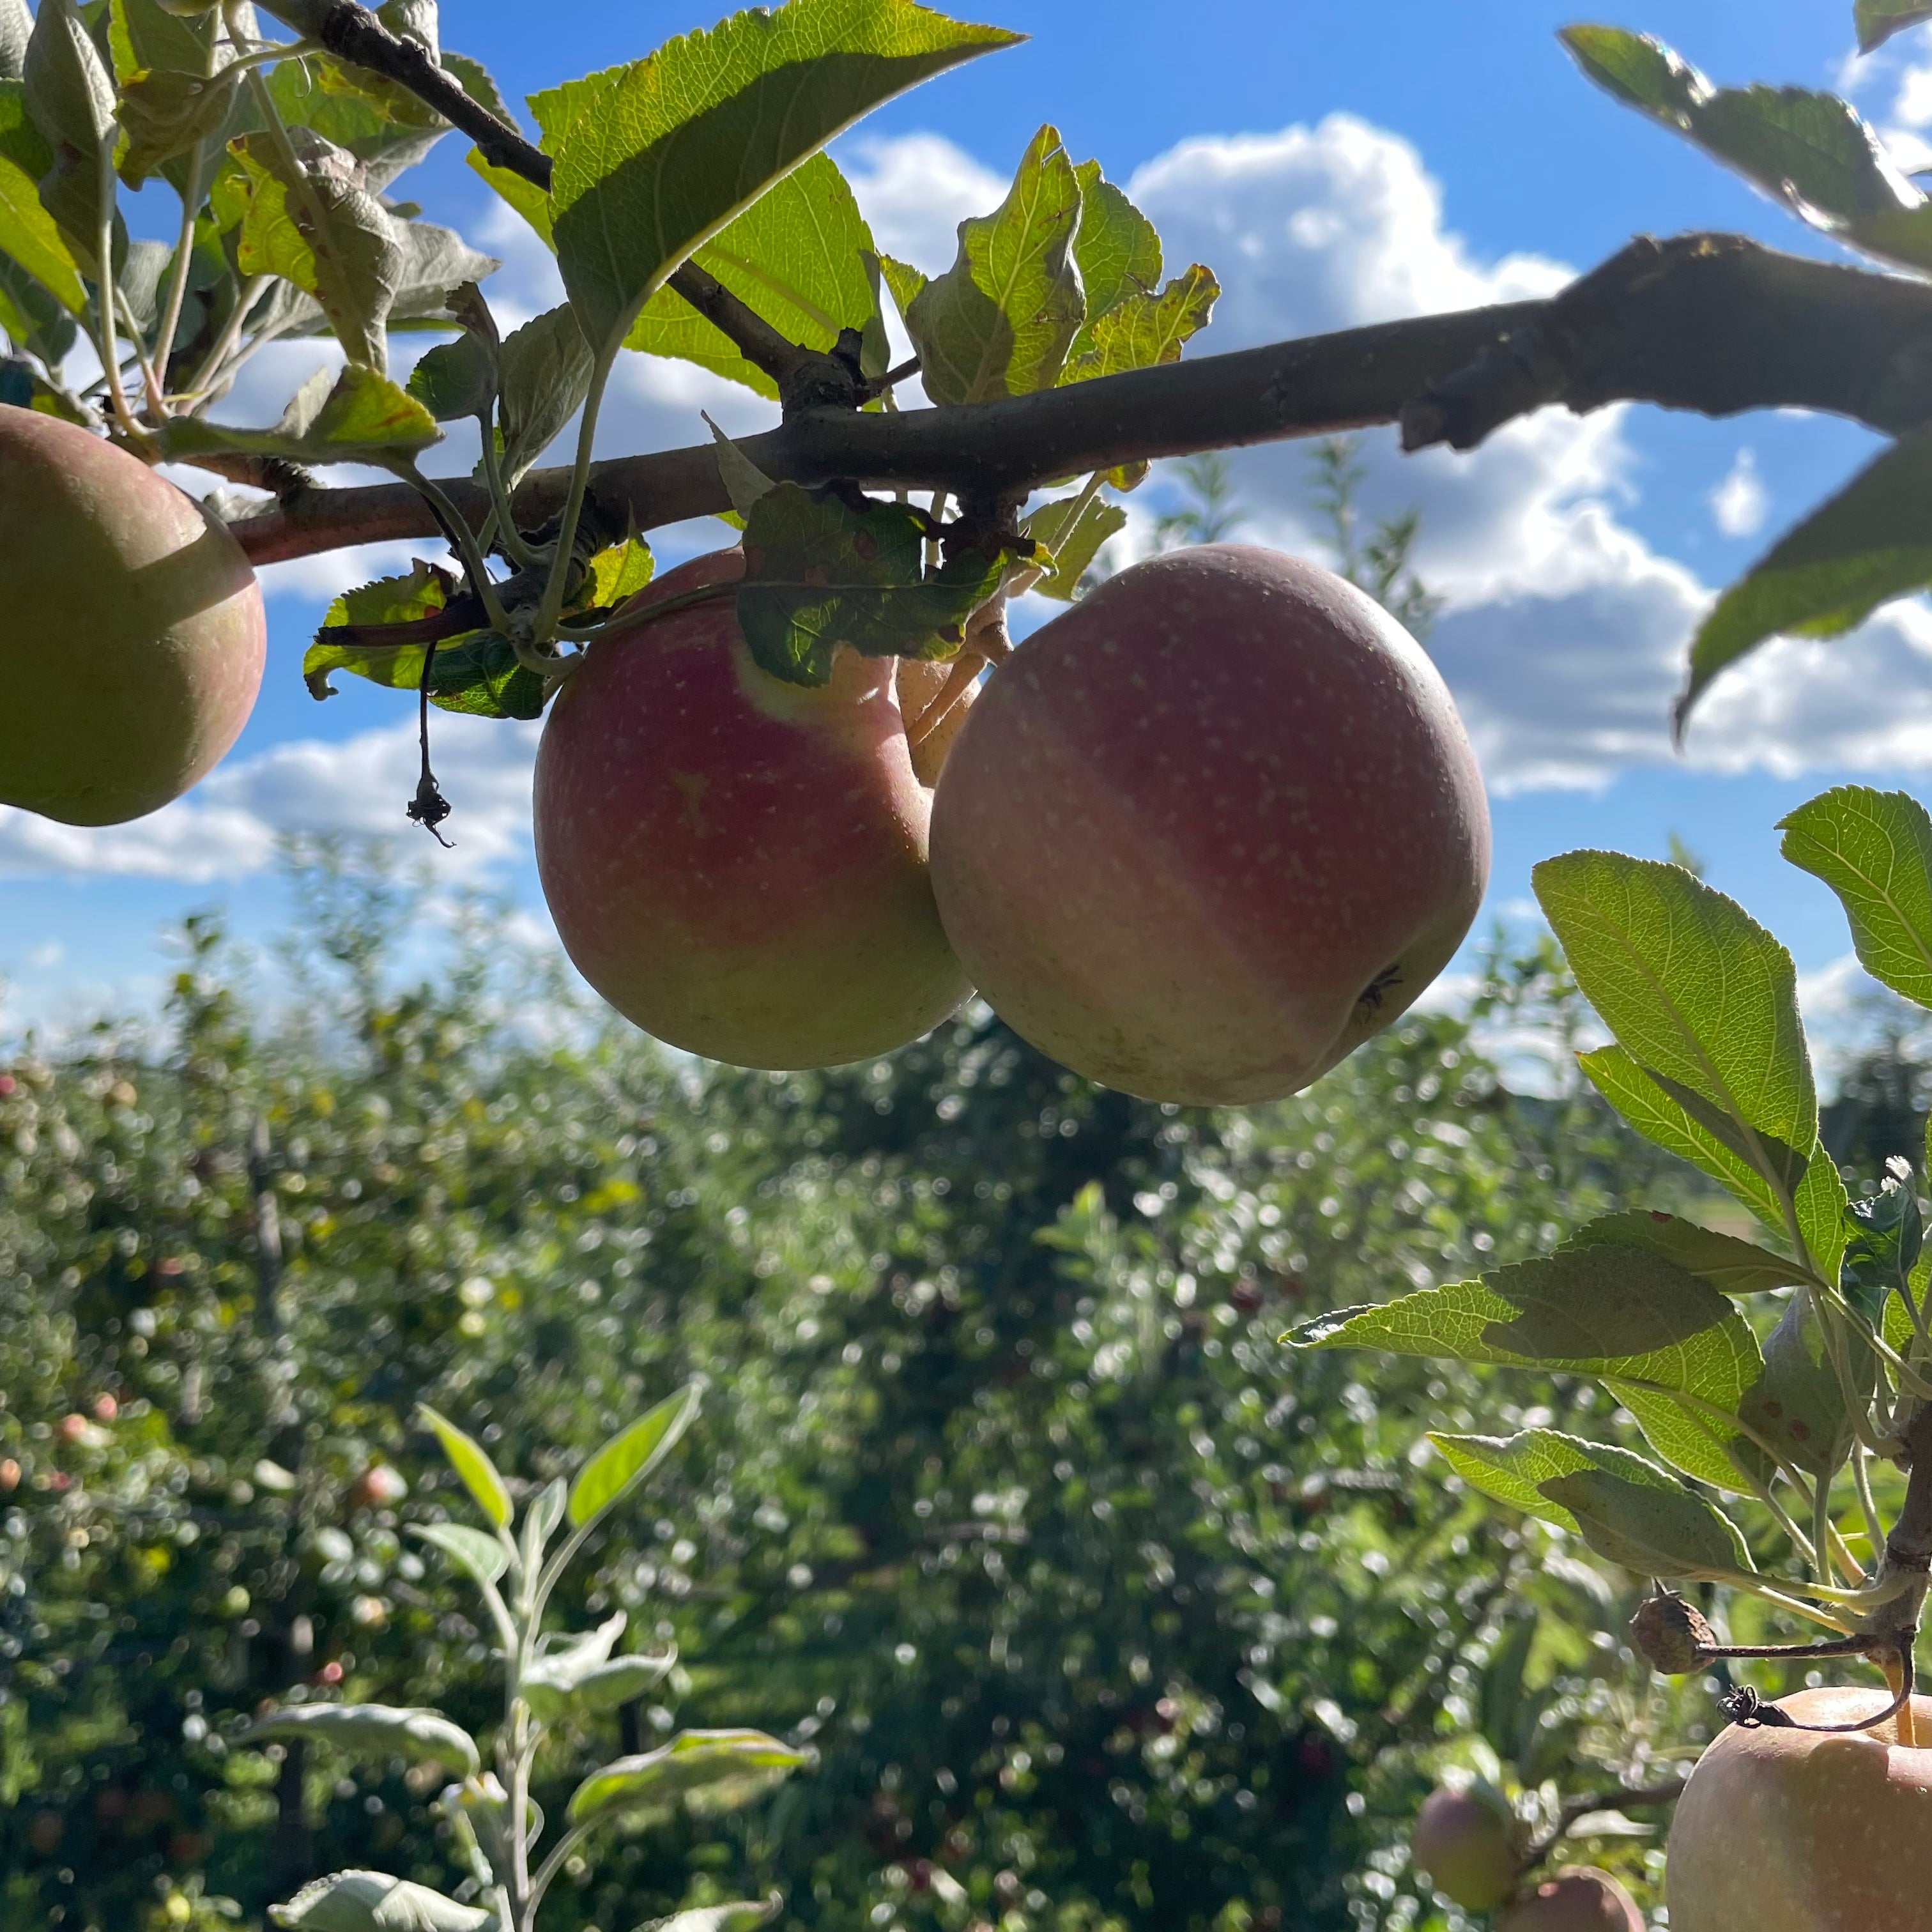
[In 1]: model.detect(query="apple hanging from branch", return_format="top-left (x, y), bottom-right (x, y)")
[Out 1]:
top-left (0, 407), bottom-right (263, 827)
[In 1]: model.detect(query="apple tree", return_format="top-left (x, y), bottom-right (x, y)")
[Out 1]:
top-left (10, 0), bottom-right (1932, 1926)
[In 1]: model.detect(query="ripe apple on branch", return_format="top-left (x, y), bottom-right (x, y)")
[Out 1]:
top-left (12, 0), bottom-right (1932, 1920)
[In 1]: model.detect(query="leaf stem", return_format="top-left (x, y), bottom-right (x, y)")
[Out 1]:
top-left (535, 351), bottom-right (614, 643)
top-left (92, 130), bottom-right (140, 441)
top-left (152, 139), bottom-right (213, 416)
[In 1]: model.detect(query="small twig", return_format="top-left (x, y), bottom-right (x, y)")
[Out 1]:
top-left (1521, 1779), bottom-right (1687, 1867)
top-left (405, 639), bottom-right (453, 848)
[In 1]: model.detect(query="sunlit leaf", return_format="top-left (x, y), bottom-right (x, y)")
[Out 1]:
top-left (1779, 786), bottom-right (1932, 1011)
top-left (1856, 0), bottom-right (1932, 52)
top-left (1291, 1242), bottom-right (1765, 1491)
top-left (1680, 430), bottom-right (1932, 732)
top-left (1059, 263), bottom-right (1217, 384)
top-left (270, 1871), bottom-right (495, 1931)
top-left (1561, 26), bottom-right (1932, 272)
top-left (906, 123), bottom-right (1084, 405)
top-left (409, 1521), bottom-right (508, 1589)
top-left (0, 79), bottom-right (86, 314)
top-left (159, 364), bottom-right (441, 466)
top-left (416, 1403), bottom-right (512, 1529)
top-left (624, 153), bottom-right (886, 397)
top-left (224, 130), bottom-right (405, 371)
top-left (1560, 1210), bottom-right (1804, 1296)
top-left (534, 0), bottom-right (1020, 358)
top-left (1021, 491), bottom-right (1124, 602)
top-left (241, 1703), bottom-right (480, 1777)
top-left (568, 1384), bottom-right (700, 1527)
top-left (1429, 1427), bottom-right (1754, 1581)
top-left (1534, 850), bottom-right (1820, 1237)
top-left (567, 1728), bottom-right (807, 1829)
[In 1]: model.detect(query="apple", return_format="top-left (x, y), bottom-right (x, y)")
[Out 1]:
top-left (1666, 1686), bottom-right (1932, 1932)
top-left (0, 405), bottom-right (264, 825)
top-left (1499, 1867), bottom-right (1643, 1931)
top-left (927, 544), bottom-right (1489, 1105)
top-left (347, 1463), bottom-right (408, 1510)
top-left (1411, 1782), bottom-right (1523, 1911)
top-left (534, 548), bottom-right (971, 1070)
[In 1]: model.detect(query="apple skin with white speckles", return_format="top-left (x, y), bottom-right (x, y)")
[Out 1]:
top-left (533, 547), bottom-right (971, 1070)
top-left (927, 544), bottom-right (1490, 1105)
top-left (1666, 1687), bottom-right (1932, 1932)
top-left (0, 404), bottom-right (263, 826)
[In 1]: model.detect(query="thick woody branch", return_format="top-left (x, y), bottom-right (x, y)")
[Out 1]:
top-left (230, 233), bottom-right (1932, 567)
top-left (252, 0), bottom-right (811, 390)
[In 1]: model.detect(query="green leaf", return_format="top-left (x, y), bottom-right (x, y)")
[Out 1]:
top-left (624, 152), bottom-right (885, 399)
top-left (270, 1871), bottom-right (496, 1932)
top-left (241, 1703), bottom-right (480, 1777)
top-left (466, 144), bottom-right (552, 245)
top-left (0, 270), bottom-right (77, 364)
top-left (577, 535), bottom-right (655, 612)
top-left (634, 1901), bottom-right (781, 1932)
top-left (409, 1521), bottom-right (508, 1589)
top-left (1059, 263), bottom-right (1218, 385)
top-left (416, 1404), bottom-right (512, 1529)
top-left (496, 301), bottom-right (592, 482)
top-left (159, 364), bottom-right (441, 466)
top-left (261, 54), bottom-right (445, 193)
top-left (533, 0), bottom-right (1020, 360)
top-left (386, 219), bottom-right (498, 324)
top-left (1289, 1243), bottom-right (1764, 1492)
top-left (521, 1473), bottom-right (568, 1574)
top-left (1560, 27), bottom-right (1932, 274)
top-left (1560, 1210), bottom-right (1804, 1296)
top-left (1533, 850), bottom-right (1818, 1219)
top-left (408, 328), bottom-right (496, 423)
top-left (24, 0), bottom-right (115, 156)
top-left (521, 1608), bottom-right (625, 1701)
top-left (1841, 1169), bottom-right (1924, 1329)
top-left (875, 248), bottom-right (926, 321)
top-left (0, 79), bottom-right (86, 314)
top-left (1779, 787), bottom-right (1932, 1011)
top-left (905, 122), bottom-right (1084, 406)
top-left (738, 480), bottom-right (1003, 685)
top-left (1856, 0), bottom-right (1932, 52)
top-left (569, 1384), bottom-right (700, 1528)
top-left (1428, 1428), bottom-right (1754, 1581)
top-left (1559, 26), bottom-right (1707, 123)
top-left (521, 1611), bottom-right (676, 1720)
top-left (113, 66), bottom-right (242, 189)
top-left (1679, 429), bottom-right (1932, 732)
top-left (109, 0), bottom-right (221, 85)
top-left (1021, 491), bottom-right (1124, 602)
top-left (567, 1728), bottom-right (808, 1829)
top-left (1576, 1045), bottom-right (1848, 1276)
top-left (706, 415), bottom-right (778, 519)
top-left (1068, 157), bottom-right (1160, 351)
top-left (1738, 1294), bottom-right (1859, 1480)
top-left (226, 130), bottom-right (404, 371)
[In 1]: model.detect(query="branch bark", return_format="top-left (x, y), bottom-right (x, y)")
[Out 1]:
top-left (229, 233), bottom-right (1932, 568)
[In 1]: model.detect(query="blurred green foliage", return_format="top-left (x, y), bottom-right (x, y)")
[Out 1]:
top-left (1, 850), bottom-right (1702, 1932)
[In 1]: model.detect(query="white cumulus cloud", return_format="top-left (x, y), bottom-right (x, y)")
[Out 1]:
top-left (1709, 447), bottom-right (1769, 538)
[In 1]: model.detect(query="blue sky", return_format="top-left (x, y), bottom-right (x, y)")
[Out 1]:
top-left (4, 0), bottom-right (1928, 1070)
